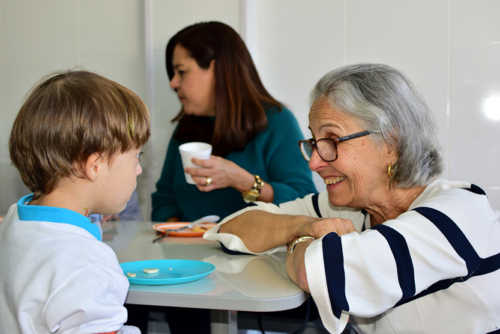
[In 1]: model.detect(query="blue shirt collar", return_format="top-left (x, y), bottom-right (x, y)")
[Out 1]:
top-left (17, 194), bottom-right (102, 241)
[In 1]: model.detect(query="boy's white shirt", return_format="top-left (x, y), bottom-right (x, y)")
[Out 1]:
top-left (0, 200), bottom-right (139, 334)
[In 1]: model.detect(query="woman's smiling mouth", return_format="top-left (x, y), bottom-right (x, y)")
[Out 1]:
top-left (324, 176), bottom-right (345, 185)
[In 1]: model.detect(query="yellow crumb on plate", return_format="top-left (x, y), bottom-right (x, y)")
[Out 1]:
top-left (191, 226), bottom-right (209, 233)
top-left (126, 272), bottom-right (136, 277)
top-left (143, 268), bottom-right (159, 274)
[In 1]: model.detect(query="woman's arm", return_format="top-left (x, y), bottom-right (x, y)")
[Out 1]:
top-left (220, 210), bottom-right (316, 253)
top-left (187, 156), bottom-right (275, 202)
top-left (220, 209), bottom-right (356, 253)
top-left (286, 238), bottom-right (313, 292)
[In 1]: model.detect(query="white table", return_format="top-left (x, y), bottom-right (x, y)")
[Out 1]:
top-left (103, 220), bottom-right (307, 333)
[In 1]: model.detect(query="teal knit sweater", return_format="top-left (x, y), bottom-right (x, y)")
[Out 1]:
top-left (151, 108), bottom-right (316, 222)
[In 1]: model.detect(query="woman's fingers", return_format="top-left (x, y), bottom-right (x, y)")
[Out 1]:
top-left (191, 156), bottom-right (216, 167)
top-left (186, 156), bottom-right (241, 191)
top-left (185, 167), bottom-right (210, 178)
top-left (191, 175), bottom-right (215, 192)
top-left (311, 218), bottom-right (355, 237)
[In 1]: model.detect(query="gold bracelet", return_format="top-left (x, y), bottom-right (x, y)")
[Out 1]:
top-left (242, 174), bottom-right (264, 203)
top-left (287, 236), bottom-right (314, 255)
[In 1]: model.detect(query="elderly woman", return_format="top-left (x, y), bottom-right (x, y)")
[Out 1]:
top-left (205, 64), bottom-right (500, 333)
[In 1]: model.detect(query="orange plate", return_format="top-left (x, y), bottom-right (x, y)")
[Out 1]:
top-left (152, 222), bottom-right (217, 237)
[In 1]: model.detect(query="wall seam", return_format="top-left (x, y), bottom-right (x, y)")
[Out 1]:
top-left (143, 0), bottom-right (154, 219)
top-left (445, 0), bottom-right (452, 178)
top-left (343, 0), bottom-right (347, 64)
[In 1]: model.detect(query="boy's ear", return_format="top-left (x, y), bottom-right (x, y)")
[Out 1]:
top-left (83, 153), bottom-right (104, 181)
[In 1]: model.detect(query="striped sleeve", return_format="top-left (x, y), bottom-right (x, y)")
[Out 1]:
top-left (204, 192), bottom-right (365, 254)
top-left (304, 184), bottom-right (500, 333)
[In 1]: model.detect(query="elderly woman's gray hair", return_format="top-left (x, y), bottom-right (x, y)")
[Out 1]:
top-left (311, 63), bottom-right (442, 187)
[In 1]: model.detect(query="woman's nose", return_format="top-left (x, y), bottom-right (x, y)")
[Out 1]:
top-left (169, 74), bottom-right (179, 90)
top-left (308, 149), bottom-right (327, 171)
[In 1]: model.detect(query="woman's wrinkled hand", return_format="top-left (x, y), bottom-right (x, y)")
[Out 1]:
top-left (308, 217), bottom-right (356, 238)
top-left (185, 156), bottom-right (253, 192)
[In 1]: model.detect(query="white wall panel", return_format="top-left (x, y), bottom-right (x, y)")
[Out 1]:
top-left (251, 0), bottom-right (500, 208)
top-left (346, 0), bottom-right (450, 171)
top-left (78, 0), bottom-right (146, 96)
top-left (1, 0), bottom-right (80, 212)
top-left (448, 0), bottom-right (500, 208)
top-left (0, 0), bottom-right (145, 214)
top-left (251, 0), bottom-right (345, 137)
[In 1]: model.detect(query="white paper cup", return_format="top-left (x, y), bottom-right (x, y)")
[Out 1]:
top-left (179, 142), bottom-right (212, 184)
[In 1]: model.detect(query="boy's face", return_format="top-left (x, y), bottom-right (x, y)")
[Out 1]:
top-left (94, 148), bottom-right (142, 215)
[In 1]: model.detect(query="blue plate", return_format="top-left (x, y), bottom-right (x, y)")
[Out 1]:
top-left (121, 259), bottom-right (215, 285)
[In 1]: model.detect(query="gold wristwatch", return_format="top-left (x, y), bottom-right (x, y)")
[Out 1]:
top-left (242, 174), bottom-right (264, 202)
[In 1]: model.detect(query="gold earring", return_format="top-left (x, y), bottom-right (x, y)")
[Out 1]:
top-left (387, 164), bottom-right (393, 178)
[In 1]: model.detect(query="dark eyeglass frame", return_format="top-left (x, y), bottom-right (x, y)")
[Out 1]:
top-left (298, 130), bottom-right (373, 162)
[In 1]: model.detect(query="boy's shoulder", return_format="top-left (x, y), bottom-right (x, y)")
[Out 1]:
top-left (1, 217), bottom-right (123, 295)
top-left (0, 214), bottom-right (129, 333)
top-left (2, 202), bottom-right (118, 271)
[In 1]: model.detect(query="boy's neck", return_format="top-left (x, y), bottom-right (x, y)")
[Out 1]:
top-left (29, 180), bottom-right (93, 217)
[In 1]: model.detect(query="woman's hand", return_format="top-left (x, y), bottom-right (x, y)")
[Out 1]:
top-left (295, 217), bottom-right (355, 239)
top-left (308, 217), bottom-right (356, 238)
top-left (186, 156), bottom-right (254, 192)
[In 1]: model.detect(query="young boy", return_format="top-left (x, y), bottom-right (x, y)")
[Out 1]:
top-left (0, 70), bottom-right (150, 334)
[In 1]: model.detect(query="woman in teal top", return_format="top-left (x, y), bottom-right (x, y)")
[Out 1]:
top-left (152, 107), bottom-right (315, 221)
top-left (151, 21), bottom-right (316, 223)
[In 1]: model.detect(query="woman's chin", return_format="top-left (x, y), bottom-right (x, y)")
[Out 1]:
top-left (329, 198), bottom-right (348, 208)
top-left (327, 189), bottom-right (350, 208)
top-left (184, 109), bottom-right (211, 117)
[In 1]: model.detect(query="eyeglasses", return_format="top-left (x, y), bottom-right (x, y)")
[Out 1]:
top-left (298, 130), bottom-right (373, 162)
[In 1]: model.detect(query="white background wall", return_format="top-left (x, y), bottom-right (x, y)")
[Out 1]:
top-left (0, 0), bottom-right (147, 214)
top-left (248, 0), bottom-right (500, 207)
top-left (1, 0), bottom-right (499, 217)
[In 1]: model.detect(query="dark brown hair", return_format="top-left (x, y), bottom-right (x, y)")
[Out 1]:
top-left (165, 21), bottom-right (282, 156)
top-left (9, 70), bottom-right (151, 197)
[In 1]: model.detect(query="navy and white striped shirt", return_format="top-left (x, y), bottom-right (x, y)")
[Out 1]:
top-left (207, 179), bottom-right (500, 333)
top-left (305, 180), bottom-right (500, 333)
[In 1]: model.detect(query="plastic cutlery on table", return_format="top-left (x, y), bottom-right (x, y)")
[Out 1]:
top-left (152, 215), bottom-right (220, 243)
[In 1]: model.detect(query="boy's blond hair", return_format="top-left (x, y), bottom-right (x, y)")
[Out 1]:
top-left (9, 70), bottom-right (150, 198)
